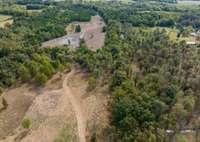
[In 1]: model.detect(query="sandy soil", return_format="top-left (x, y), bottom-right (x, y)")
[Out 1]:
top-left (63, 70), bottom-right (86, 142)
top-left (78, 15), bottom-right (106, 50)
top-left (0, 85), bottom-right (36, 139)
top-left (0, 20), bottom-right (13, 28)
top-left (68, 70), bottom-right (110, 142)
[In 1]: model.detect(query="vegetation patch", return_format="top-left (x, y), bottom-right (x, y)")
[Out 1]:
top-left (21, 118), bottom-right (31, 129)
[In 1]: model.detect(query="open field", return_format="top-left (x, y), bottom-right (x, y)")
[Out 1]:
top-left (0, 15), bottom-right (13, 28)
top-left (139, 27), bottom-right (198, 44)
top-left (77, 15), bottom-right (106, 50)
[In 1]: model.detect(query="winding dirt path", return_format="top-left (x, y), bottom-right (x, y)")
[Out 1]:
top-left (63, 70), bottom-right (86, 142)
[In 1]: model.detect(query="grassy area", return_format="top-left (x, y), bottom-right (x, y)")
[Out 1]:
top-left (141, 27), bottom-right (198, 43)
top-left (176, 134), bottom-right (188, 142)
top-left (176, 133), bottom-right (196, 142)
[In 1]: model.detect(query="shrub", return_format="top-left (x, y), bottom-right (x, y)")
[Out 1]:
top-left (35, 73), bottom-right (48, 86)
top-left (21, 118), bottom-right (31, 129)
top-left (88, 76), bottom-right (96, 91)
top-left (102, 26), bottom-right (106, 32)
top-left (2, 97), bottom-right (8, 109)
top-left (0, 87), bottom-right (3, 95)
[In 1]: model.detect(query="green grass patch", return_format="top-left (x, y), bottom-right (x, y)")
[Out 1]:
top-left (134, 26), bottom-right (197, 43)
top-left (176, 134), bottom-right (189, 142)
top-left (176, 133), bottom-right (196, 142)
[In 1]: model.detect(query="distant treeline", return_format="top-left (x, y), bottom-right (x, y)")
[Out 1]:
top-left (87, 1), bottom-right (200, 29)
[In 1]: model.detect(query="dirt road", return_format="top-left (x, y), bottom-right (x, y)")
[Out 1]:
top-left (63, 70), bottom-right (86, 142)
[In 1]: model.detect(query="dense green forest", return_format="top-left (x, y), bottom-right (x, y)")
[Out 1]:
top-left (88, 1), bottom-right (200, 29)
top-left (1, 0), bottom-right (200, 142)
top-left (75, 1), bottom-right (200, 141)
top-left (77, 22), bottom-right (200, 141)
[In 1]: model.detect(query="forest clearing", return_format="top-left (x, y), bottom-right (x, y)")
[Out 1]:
top-left (42, 15), bottom-right (105, 51)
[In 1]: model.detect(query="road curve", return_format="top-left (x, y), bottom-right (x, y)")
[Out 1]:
top-left (62, 70), bottom-right (86, 142)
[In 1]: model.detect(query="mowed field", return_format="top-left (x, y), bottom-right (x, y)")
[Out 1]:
top-left (0, 14), bottom-right (13, 28)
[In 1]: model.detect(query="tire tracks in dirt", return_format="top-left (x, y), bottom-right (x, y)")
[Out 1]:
top-left (63, 70), bottom-right (86, 142)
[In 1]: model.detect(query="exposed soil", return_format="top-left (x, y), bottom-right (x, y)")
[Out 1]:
top-left (63, 70), bottom-right (86, 142)
top-left (0, 20), bottom-right (13, 28)
top-left (0, 69), bottom-right (109, 142)
top-left (0, 85), bottom-right (36, 139)
top-left (77, 15), bottom-right (106, 50)
top-left (68, 70), bottom-right (110, 142)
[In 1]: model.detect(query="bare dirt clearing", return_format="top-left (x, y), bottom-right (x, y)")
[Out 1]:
top-left (0, 85), bottom-right (36, 139)
top-left (0, 69), bottom-right (109, 142)
top-left (68, 70), bottom-right (110, 142)
top-left (72, 15), bottom-right (106, 50)
top-left (42, 15), bottom-right (106, 51)
top-left (0, 73), bottom-right (75, 142)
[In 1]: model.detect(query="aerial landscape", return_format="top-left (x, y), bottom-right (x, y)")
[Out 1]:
top-left (1, 0), bottom-right (200, 142)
